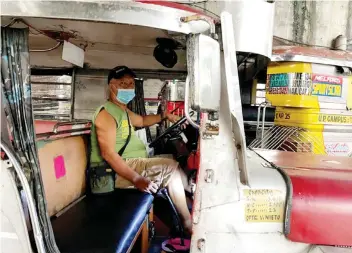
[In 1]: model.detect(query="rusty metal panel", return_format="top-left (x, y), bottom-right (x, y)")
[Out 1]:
top-left (272, 46), bottom-right (352, 68)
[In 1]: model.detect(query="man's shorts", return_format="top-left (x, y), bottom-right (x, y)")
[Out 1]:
top-left (115, 157), bottom-right (178, 189)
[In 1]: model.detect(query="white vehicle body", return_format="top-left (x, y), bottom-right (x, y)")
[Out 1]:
top-left (1, 1), bottom-right (351, 253)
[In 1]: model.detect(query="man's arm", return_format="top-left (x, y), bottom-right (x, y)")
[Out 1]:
top-left (95, 110), bottom-right (158, 193)
top-left (127, 109), bottom-right (179, 128)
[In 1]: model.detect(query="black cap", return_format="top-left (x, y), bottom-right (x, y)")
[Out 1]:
top-left (107, 66), bottom-right (136, 84)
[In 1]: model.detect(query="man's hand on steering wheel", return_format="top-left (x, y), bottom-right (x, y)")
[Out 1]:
top-left (164, 112), bottom-right (189, 129)
top-left (149, 113), bottom-right (192, 148)
top-left (164, 112), bottom-right (179, 123)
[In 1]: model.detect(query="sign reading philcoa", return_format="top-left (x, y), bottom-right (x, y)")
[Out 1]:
top-left (312, 74), bottom-right (343, 97)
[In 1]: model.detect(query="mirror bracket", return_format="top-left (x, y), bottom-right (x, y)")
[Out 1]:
top-left (180, 15), bottom-right (217, 39)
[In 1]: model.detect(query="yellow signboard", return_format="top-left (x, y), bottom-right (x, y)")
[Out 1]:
top-left (273, 108), bottom-right (352, 126)
top-left (318, 114), bottom-right (352, 124)
top-left (243, 189), bottom-right (284, 223)
top-left (311, 74), bottom-right (343, 97)
top-left (312, 83), bottom-right (342, 97)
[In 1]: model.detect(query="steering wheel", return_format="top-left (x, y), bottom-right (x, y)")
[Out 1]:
top-left (149, 112), bottom-right (194, 148)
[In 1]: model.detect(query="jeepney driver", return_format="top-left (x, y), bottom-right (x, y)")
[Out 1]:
top-left (90, 66), bottom-right (192, 233)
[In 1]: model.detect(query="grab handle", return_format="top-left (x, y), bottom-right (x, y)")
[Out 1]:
top-left (53, 120), bottom-right (90, 134)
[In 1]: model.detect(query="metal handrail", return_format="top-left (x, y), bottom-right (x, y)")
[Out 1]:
top-left (53, 120), bottom-right (91, 134)
top-left (36, 127), bottom-right (91, 139)
top-left (180, 15), bottom-right (217, 39)
top-left (256, 102), bottom-right (272, 144)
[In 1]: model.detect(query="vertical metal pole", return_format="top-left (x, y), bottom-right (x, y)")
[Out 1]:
top-left (256, 104), bottom-right (262, 139)
top-left (184, 76), bottom-right (200, 129)
top-left (261, 103), bottom-right (267, 147)
top-left (70, 68), bottom-right (76, 121)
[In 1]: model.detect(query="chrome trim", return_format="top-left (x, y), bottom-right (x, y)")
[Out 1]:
top-left (1, 1), bottom-right (210, 35)
top-left (256, 102), bottom-right (271, 146)
top-left (53, 120), bottom-right (90, 133)
top-left (36, 127), bottom-right (91, 139)
top-left (181, 14), bottom-right (216, 38)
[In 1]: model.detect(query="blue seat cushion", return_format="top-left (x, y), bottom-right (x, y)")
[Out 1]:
top-left (51, 189), bottom-right (154, 253)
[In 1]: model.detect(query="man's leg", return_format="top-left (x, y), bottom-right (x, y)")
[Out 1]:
top-left (166, 167), bottom-right (192, 233)
top-left (153, 154), bottom-right (192, 193)
top-left (117, 157), bottom-right (192, 233)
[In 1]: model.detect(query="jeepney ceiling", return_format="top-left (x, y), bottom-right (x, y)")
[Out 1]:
top-left (1, 17), bottom-right (187, 70)
top-left (3, 17), bottom-right (171, 47)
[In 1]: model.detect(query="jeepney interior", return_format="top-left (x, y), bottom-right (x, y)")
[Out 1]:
top-left (1, 16), bottom-right (204, 253)
top-left (1, 5), bottom-right (276, 253)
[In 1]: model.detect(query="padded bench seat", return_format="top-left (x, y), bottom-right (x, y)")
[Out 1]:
top-left (51, 189), bottom-right (154, 253)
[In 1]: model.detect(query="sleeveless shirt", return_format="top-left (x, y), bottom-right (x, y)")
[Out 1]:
top-left (90, 101), bottom-right (147, 166)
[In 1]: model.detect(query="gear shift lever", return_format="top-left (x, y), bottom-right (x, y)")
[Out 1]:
top-left (156, 188), bottom-right (186, 246)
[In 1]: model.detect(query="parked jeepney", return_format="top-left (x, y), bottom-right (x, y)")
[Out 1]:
top-left (251, 46), bottom-right (352, 157)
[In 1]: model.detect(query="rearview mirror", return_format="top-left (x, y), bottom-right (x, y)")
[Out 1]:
top-left (187, 34), bottom-right (221, 112)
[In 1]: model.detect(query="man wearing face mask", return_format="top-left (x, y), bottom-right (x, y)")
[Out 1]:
top-left (90, 66), bottom-right (192, 233)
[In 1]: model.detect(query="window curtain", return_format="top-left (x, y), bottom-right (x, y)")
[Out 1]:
top-left (1, 27), bottom-right (59, 253)
top-left (128, 79), bottom-right (152, 142)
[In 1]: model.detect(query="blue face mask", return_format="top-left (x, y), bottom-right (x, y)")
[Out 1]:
top-left (116, 89), bottom-right (135, 104)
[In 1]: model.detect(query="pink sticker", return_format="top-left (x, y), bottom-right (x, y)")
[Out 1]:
top-left (54, 155), bottom-right (66, 179)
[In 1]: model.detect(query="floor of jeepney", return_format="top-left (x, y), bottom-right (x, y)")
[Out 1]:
top-left (148, 196), bottom-right (192, 253)
top-left (149, 237), bottom-right (168, 253)
top-left (148, 215), bottom-right (169, 253)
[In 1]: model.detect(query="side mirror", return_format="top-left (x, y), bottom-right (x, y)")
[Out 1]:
top-left (187, 34), bottom-right (221, 112)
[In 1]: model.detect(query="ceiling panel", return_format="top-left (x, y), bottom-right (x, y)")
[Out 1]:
top-left (1, 17), bottom-right (187, 70)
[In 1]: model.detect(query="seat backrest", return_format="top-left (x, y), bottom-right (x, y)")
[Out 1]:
top-left (36, 135), bottom-right (88, 216)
